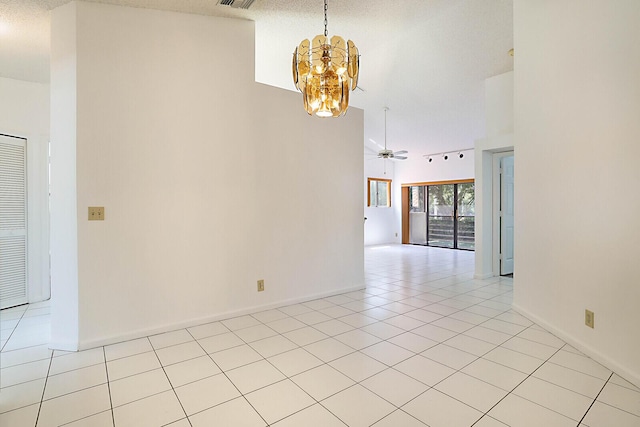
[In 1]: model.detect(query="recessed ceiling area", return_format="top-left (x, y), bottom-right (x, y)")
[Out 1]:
top-left (0, 0), bottom-right (513, 157)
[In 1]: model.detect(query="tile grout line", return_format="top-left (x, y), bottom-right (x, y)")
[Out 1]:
top-left (233, 326), bottom-right (344, 426)
top-left (576, 371), bottom-right (612, 426)
top-left (102, 346), bottom-right (116, 427)
top-left (239, 289), bottom-right (482, 426)
top-left (184, 327), bottom-right (268, 426)
top-left (200, 310), bottom-right (399, 426)
top-left (0, 304), bottom-right (29, 353)
top-left (372, 408), bottom-right (428, 427)
top-left (148, 336), bottom-right (194, 427)
top-left (33, 347), bottom-right (54, 427)
top-left (342, 282), bottom-right (552, 425)
top-left (469, 344), bottom-right (568, 426)
top-left (250, 277), bottom-right (519, 407)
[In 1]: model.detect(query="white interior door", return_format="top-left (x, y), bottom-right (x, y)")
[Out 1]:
top-left (0, 134), bottom-right (28, 309)
top-left (500, 156), bottom-right (514, 275)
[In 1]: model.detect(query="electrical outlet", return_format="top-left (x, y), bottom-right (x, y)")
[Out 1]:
top-left (88, 206), bottom-right (105, 221)
top-left (257, 280), bottom-right (265, 292)
top-left (585, 309), bottom-right (594, 328)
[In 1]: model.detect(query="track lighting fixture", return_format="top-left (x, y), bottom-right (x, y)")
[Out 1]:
top-left (423, 147), bottom-right (473, 163)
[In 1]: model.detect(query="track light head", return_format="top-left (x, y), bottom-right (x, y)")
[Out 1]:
top-left (424, 147), bottom-right (471, 163)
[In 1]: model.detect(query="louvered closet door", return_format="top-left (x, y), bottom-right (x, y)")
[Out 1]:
top-left (0, 134), bottom-right (27, 309)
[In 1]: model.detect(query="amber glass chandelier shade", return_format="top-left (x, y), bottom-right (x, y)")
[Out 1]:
top-left (292, 32), bottom-right (359, 117)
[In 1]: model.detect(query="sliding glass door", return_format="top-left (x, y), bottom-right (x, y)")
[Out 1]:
top-left (408, 186), bottom-right (427, 244)
top-left (427, 184), bottom-right (455, 248)
top-left (456, 182), bottom-right (475, 250)
top-left (407, 181), bottom-right (475, 250)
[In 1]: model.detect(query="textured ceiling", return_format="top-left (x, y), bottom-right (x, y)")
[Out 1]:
top-left (0, 0), bottom-right (513, 157)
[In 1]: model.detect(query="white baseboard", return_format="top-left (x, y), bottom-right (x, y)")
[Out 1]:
top-left (74, 284), bottom-right (364, 351)
top-left (49, 340), bottom-right (79, 352)
top-left (474, 272), bottom-right (494, 280)
top-left (513, 303), bottom-right (640, 389)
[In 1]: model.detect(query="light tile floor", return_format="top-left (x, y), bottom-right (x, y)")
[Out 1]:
top-left (1, 245), bottom-right (639, 426)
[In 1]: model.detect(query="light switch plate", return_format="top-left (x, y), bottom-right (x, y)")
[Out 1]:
top-left (88, 206), bottom-right (105, 221)
top-left (585, 309), bottom-right (594, 328)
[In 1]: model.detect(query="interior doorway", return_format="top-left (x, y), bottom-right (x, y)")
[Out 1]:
top-left (492, 152), bottom-right (514, 276)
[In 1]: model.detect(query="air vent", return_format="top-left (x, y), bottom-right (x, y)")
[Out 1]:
top-left (217, 0), bottom-right (256, 9)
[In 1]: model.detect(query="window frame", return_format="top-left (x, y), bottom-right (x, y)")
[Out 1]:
top-left (367, 177), bottom-right (392, 207)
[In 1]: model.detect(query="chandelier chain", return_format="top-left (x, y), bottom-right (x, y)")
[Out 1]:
top-left (324, 0), bottom-right (328, 37)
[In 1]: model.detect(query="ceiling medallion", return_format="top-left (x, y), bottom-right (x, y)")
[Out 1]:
top-left (292, 0), bottom-right (359, 118)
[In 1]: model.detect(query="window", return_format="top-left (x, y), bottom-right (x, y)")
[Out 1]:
top-left (409, 186), bottom-right (425, 212)
top-left (368, 178), bottom-right (391, 207)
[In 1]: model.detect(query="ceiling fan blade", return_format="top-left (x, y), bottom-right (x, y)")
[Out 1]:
top-left (393, 156), bottom-right (408, 160)
top-left (368, 139), bottom-right (385, 151)
top-left (394, 150), bottom-right (408, 155)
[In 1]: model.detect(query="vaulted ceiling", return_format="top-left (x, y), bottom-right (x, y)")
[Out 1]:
top-left (0, 0), bottom-right (513, 157)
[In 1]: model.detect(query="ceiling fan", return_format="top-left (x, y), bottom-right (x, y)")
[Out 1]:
top-left (367, 108), bottom-right (408, 169)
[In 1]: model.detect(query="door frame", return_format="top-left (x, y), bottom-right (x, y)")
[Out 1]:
top-left (401, 187), bottom-right (409, 243)
top-left (492, 151), bottom-right (514, 276)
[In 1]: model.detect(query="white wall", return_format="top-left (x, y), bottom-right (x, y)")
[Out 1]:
top-left (50, 1), bottom-right (364, 350)
top-left (364, 149), bottom-right (397, 245)
top-left (49, 1), bottom-right (84, 350)
top-left (485, 72), bottom-right (514, 139)
top-left (0, 77), bottom-right (50, 304)
top-left (514, 0), bottom-right (640, 386)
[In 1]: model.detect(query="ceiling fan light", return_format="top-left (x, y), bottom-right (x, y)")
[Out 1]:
top-left (292, 0), bottom-right (359, 118)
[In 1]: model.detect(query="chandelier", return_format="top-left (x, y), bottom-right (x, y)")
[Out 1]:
top-left (292, 0), bottom-right (359, 118)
